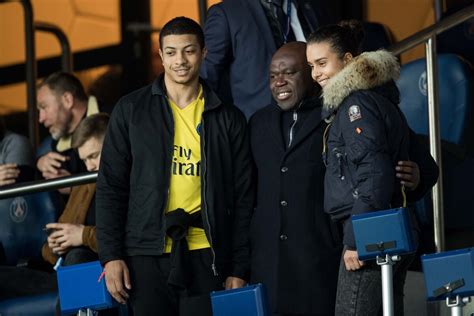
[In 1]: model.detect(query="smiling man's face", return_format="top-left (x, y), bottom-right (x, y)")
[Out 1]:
top-left (159, 34), bottom-right (206, 86)
top-left (269, 44), bottom-right (313, 111)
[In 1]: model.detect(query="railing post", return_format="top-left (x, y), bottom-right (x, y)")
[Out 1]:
top-left (198, 0), bottom-right (208, 26)
top-left (434, 0), bottom-right (445, 22)
top-left (20, 0), bottom-right (39, 150)
top-left (35, 22), bottom-right (73, 73)
top-left (425, 36), bottom-right (445, 253)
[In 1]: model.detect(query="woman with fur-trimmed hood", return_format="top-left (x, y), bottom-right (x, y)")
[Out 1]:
top-left (306, 21), bottom-right (416, 315)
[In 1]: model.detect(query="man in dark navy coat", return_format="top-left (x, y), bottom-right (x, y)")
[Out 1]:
top-left (201, 0), bottom-right (336, 119)
top-left (249, 41), bottom-right (341, 315)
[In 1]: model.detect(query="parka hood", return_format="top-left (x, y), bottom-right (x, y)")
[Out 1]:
top-left (322, 50), bottom-right (400, 111)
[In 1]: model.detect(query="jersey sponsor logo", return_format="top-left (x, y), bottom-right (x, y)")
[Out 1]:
top-left (172, 145), bottom-right (201, 176)
top-left (10, 197), bottom-right (28, 223)
top-left (348, 105), bottom-right (362, 122)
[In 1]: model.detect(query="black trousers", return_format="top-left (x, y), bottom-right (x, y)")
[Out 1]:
top-left (126, 248), bottom-right (224, 316)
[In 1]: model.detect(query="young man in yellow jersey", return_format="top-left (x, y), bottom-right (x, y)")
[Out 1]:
top-left (96, 17), bottom-right (254, 316)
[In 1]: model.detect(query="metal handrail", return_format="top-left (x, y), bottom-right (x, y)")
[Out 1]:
top-left (35, 21), bottom-right (73, 72)
top-left (198, 0), bottom-right (208, 25)
top-left (389, 4), bottom-right (474, 55)
top-left (0, 172), bottom-right (98, 199)
top-left (1, 0), bottom-right (39, 149)
top-left (388, 3), bottom-right (474, 253)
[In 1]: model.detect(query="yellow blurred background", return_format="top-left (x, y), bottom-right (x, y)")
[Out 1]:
top-left (0, 0), bottom-right (433, 115)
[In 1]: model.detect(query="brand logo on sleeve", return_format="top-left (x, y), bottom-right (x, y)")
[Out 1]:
top-left (348, 105), bottom-right (362, 122)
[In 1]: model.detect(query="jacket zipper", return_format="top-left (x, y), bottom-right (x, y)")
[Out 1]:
top-left (162, 103), bottom-right (175, 252)
top-left (288, 110), bottom-right (298, 147)
top-left (200, 116), bottom-right (218, 276)
top-left (287, 101), bottom-right (303, 148)
top-left (334, 147), bottom-right (359, 199)
top-left (335, 150), bottom-right (345, 180)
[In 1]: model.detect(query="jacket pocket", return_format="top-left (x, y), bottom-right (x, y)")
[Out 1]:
top-left (324, 147), bottom-right (357, 220)
top-left (127, 186), bottom-right (163, 238)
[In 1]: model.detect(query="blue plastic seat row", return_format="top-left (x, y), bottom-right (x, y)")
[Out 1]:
top-left (396, 53), bottom-right (474, 231)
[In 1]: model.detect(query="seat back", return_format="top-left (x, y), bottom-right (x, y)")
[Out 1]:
top-left (398, 54), bottom-right (474, 232)
top-left (0, 192), bottom-right (59, 265)
top-left (397, 54), bottom-right (473, 146)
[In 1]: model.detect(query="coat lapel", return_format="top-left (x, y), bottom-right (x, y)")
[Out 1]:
top-left (266, 106), bottom-right (286, 153)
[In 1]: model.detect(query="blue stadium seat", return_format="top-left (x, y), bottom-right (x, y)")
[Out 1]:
top-left (397, 54), bottom-right (473, 146)
top-left (0, 191), bottom-right (60, 265)
top-left (397, 54), bottom-right (474, 232)
top-left (0, 192), bottom-right (59, 314)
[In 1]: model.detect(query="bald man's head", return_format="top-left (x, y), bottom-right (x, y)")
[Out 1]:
top-left (269, 42), bottom-right (316, 110)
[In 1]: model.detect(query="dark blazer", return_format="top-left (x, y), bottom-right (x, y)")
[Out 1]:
top-left (249, 101), bottom-right (342, 314)
top-left (201, 0), bottom-right (333, 119)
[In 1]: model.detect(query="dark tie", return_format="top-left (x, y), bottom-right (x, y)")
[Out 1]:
top-left (273, 0), bottom-right (296, 43)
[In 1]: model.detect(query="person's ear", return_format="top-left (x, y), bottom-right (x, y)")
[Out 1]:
top-left (343, 52), bottom-right (353, 65)
top-left (159, 49), bottom-right (164, 62)
top-left (61, 92), bottom-right (74, 109)
top-left (202, 46), bottom-right (208, 59)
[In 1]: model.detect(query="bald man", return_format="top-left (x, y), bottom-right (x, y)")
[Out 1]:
top-left (249, 42), bottom-right (341, 316)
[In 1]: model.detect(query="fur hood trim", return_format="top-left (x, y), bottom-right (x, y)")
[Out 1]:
top-left (322, 50), bottom-right (400, 111)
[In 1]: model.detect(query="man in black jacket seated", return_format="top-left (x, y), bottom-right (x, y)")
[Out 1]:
top-left (96, 17), bottom-right (254, 316)
top-left (249, 42), bottom-right (437, 316)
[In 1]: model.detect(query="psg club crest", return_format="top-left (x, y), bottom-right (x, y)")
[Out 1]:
top-left (196, 123), bottom-right (202, 135)
top-left (10, 197), bottom-right (28, 223)
top-left (418, 71), bottom-right (427, 96)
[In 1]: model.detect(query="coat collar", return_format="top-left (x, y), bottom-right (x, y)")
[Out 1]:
top-left (151, 73), bottom-right (223, 112)
top-left (265, 96), bottom-right (324, 152)
top-left (321, 50), bottom-right (400, 112)
top-left (288, 97), bottom-right (324, 149)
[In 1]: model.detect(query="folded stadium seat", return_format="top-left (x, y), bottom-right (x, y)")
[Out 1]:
top-left (361, 22), bottom-right (393, 52)
top-left (396, 54), bottom-right (474, 236)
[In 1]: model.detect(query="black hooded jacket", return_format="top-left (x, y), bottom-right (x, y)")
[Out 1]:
top-left (322, 51), bottom-right (411, 249)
